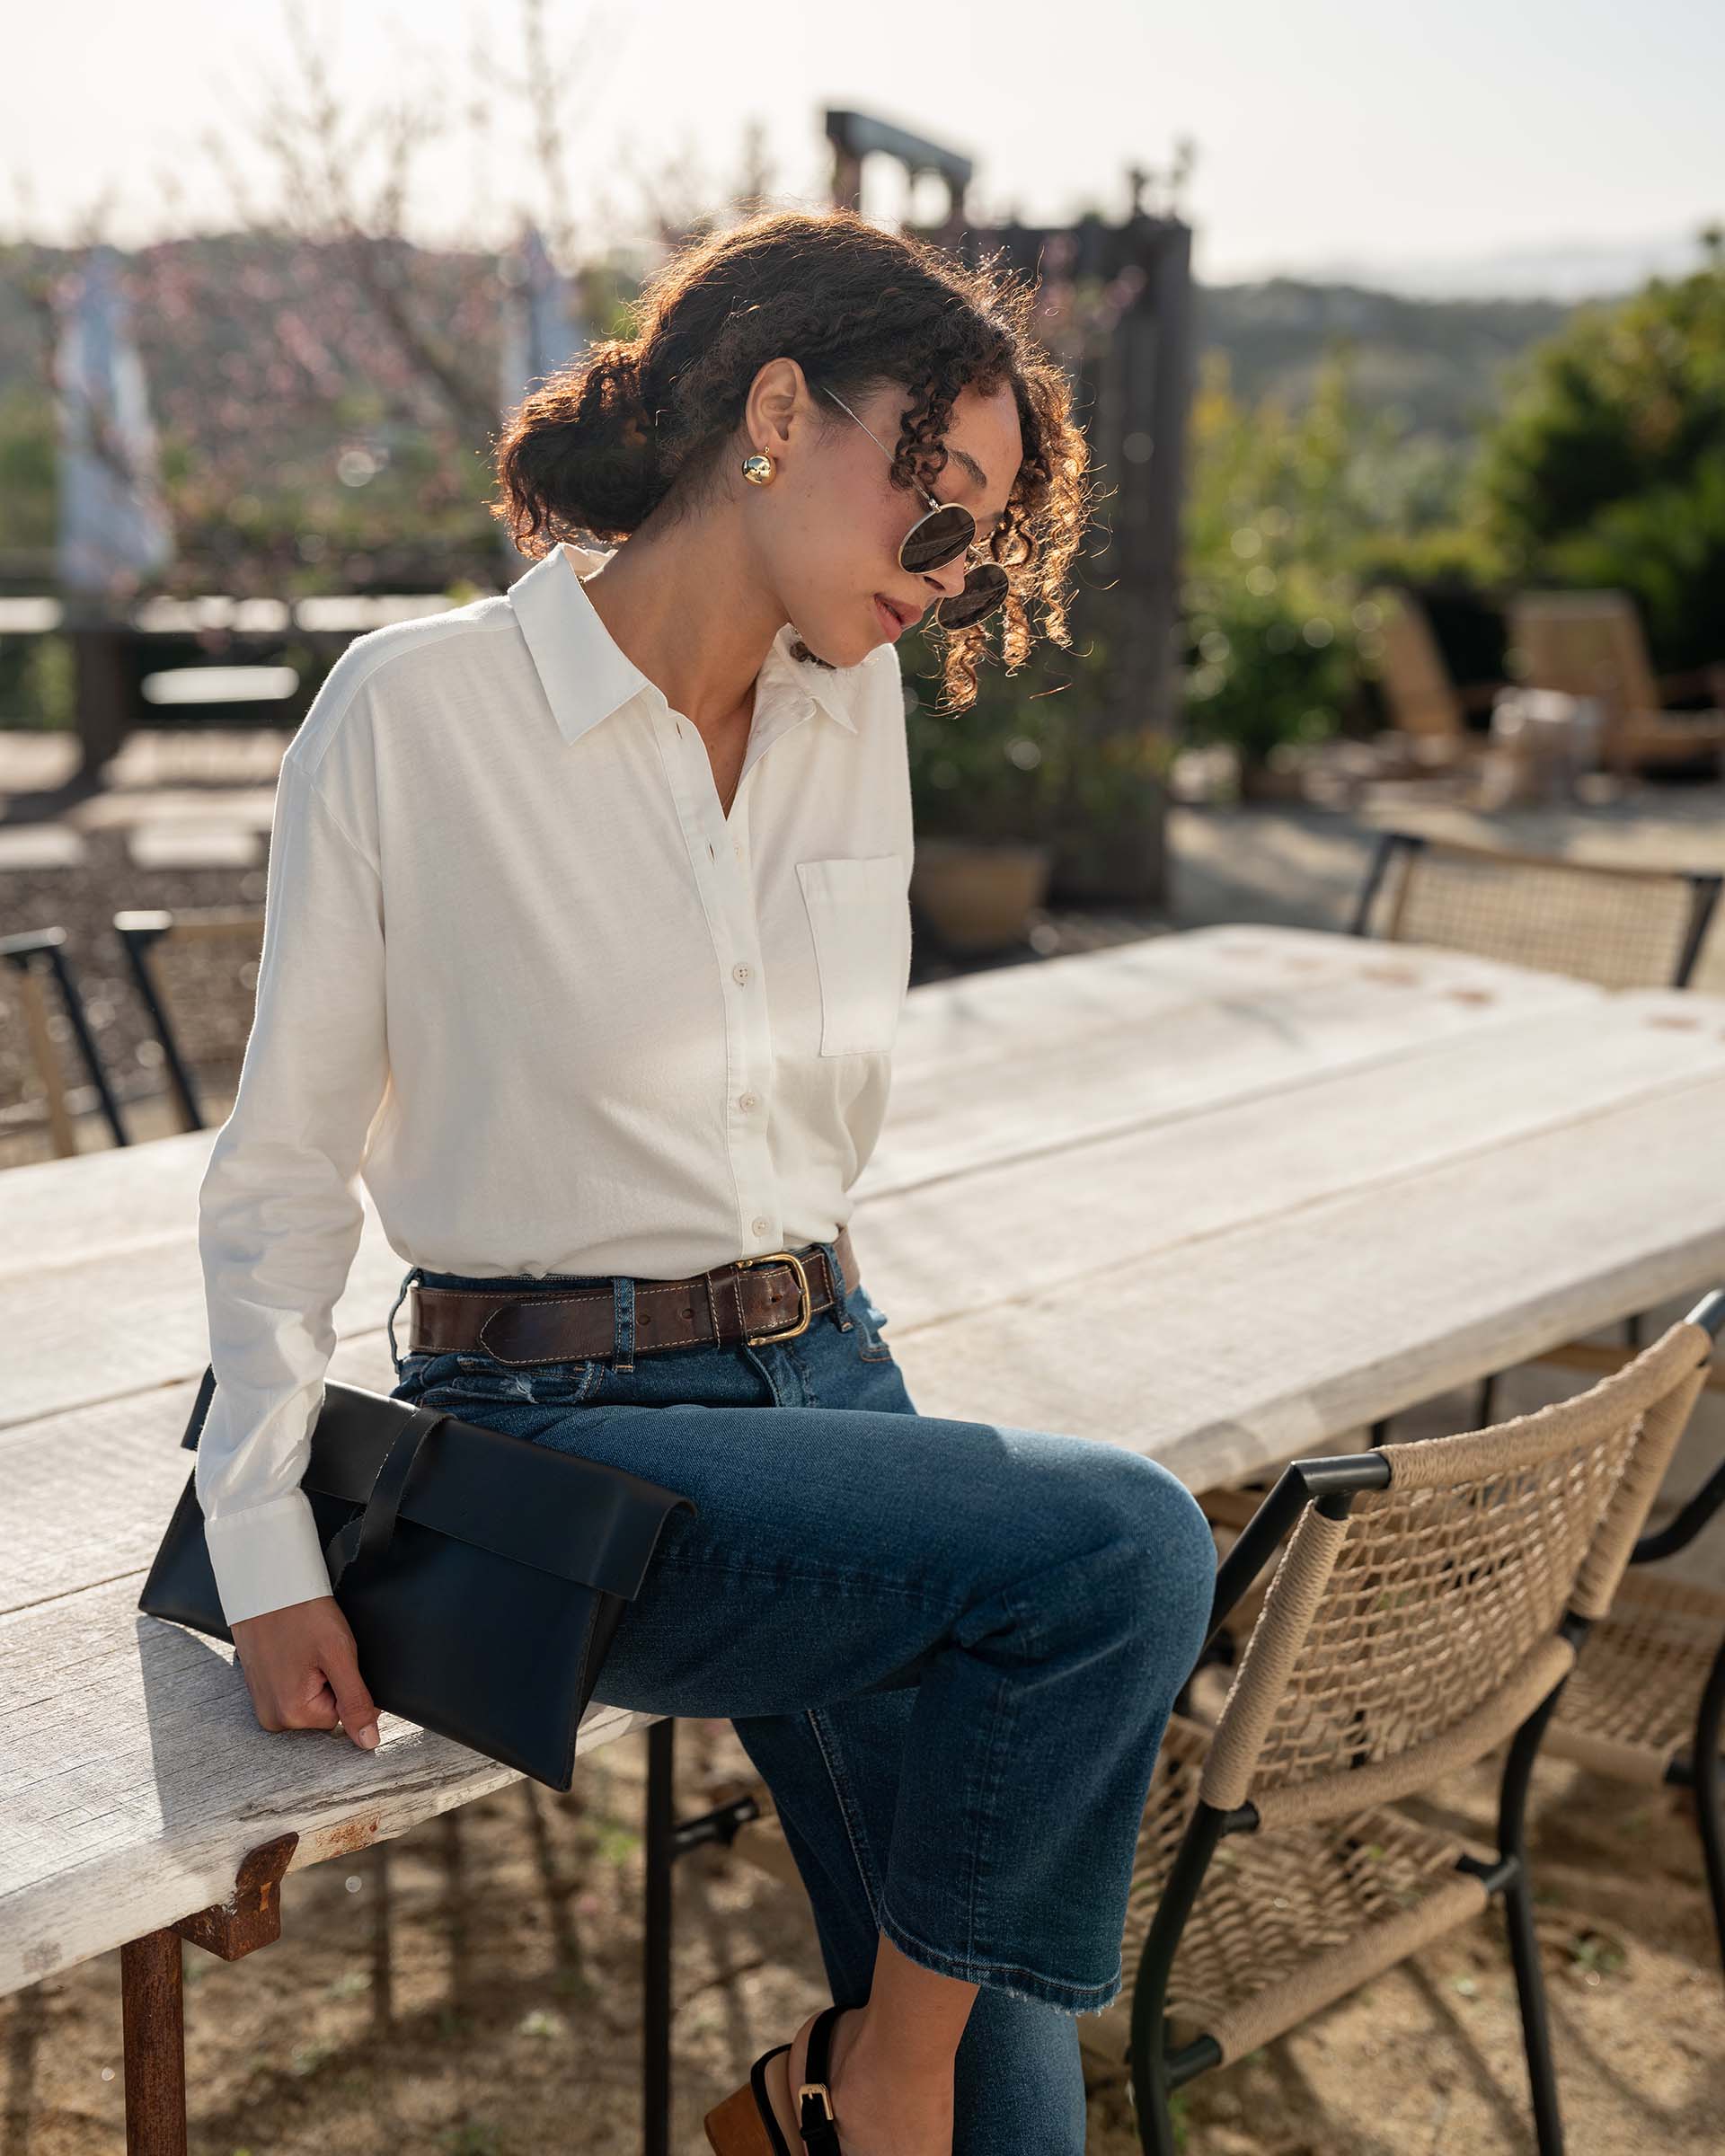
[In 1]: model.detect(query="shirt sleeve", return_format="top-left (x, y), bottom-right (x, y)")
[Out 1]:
top-left (193, 740), bottom-right (391, 1627)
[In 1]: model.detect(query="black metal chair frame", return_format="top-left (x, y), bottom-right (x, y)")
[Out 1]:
top-left (1129, 1286), bottom-right (1725, 2156)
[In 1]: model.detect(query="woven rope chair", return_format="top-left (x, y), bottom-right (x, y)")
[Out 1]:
top-left (1540, 1443), bottom-right (1725, 1983)
top-left (1348, 827), bottom-right (1722, 993)
top-left (1113, 1293), bottom-right (1721, 2156)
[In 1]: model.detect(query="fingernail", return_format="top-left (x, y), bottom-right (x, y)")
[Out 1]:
top-left (358, 1725), bottom-right (379, 1750)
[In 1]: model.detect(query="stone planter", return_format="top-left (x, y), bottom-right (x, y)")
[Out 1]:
top-left (909, 837), bottom-right (1054, 952)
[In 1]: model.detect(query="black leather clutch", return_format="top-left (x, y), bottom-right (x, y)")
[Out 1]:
top-left (137, 1363), bottom-right (697, 1790)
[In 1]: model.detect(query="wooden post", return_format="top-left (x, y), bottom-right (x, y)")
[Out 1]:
top-left (68, 618), bottom-right (132, 789)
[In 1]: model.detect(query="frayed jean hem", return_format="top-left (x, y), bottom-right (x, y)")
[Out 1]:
top-left (875, 1897), bottom-right (1124, 2018)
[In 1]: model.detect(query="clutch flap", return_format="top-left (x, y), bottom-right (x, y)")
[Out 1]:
top-left (180, 1366), bottom-right (694, 1601)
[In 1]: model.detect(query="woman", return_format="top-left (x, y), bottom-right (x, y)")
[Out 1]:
top-left (195, 206), bottom-right (1216, 2156)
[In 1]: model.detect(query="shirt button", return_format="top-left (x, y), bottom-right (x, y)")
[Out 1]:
top-left (739, 1092), bottom-right (757, 1112)
top-left (732, 962), bottom-right (751, 985)
top-left (752, 1215), bottom-right (770, 1236)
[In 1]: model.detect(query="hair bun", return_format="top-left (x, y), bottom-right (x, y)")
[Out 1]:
top-left (495, 338), bottom-right (666, 543)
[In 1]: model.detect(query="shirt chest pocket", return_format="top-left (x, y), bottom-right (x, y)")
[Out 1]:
top-left (795, 854), bottom-right (913, 1057)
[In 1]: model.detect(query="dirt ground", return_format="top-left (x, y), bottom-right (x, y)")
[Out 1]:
top-left (6, 1696), bottom-right (1721, 2154)
top-left (4, 729), bottom-right (1724, 2151)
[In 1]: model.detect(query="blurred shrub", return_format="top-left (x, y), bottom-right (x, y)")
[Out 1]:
top-left (0, 635), bottom-right (74, 731)
top-left (1176, 345), bottom-right (1465, 768)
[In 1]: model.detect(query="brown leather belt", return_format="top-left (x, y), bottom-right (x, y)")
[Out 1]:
top-left (406, 1225), bottom-right (856, 1365)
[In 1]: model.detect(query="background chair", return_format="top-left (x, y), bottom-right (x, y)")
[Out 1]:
top-left (113, 904), bottom-right (263, 1132)
top-left (1508, 590), bottom-right (1725, 782)
top-left (0, 926), bottom-right (132, 1162)
top-left (1371, 585), bottom-right (1505, 780)
top-left (1348, 826), bottom-right (1722, 994)
top-left (1101, 1294), bottom-right (1721, 2156)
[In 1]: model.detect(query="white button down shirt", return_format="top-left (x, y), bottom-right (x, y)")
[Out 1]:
top-left (195, 540), bottom-right (915, 1624)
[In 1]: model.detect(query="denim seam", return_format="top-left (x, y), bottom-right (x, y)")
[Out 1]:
top-left (802, 1705), bottom-right (886, 1929)
top-left (956, 1568), bottom-right (1025, 1968)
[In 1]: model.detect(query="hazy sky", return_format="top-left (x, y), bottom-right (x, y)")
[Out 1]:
top-left (7, 0), bottom-right (1723, 293)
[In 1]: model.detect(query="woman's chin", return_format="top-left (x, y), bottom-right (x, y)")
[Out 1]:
top-left (787, 623), bottom-right (861, 670)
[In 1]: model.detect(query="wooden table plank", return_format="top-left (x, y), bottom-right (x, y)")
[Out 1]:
top-left (888, 1072), bottom-right (1725, 1490)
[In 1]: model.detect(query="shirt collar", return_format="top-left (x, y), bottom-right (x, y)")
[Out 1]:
top-left (507, 538), bottom-right (865, 745)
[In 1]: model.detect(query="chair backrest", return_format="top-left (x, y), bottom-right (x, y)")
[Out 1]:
top-left (1508, 590), bottom-right (1661, 758)
top-left (116, 906), bottom-right (264, 1133)
top-left (1371, 588), bottom-right (1466, 741)
top-left (1353, 829), bottom-right (1719, 990)
top-left (1200, 1314), bottom-right (1715, 1829)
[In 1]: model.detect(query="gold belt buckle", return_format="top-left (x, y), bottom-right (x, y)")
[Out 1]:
top-left (735, 1249), bottom-right (812, 1346)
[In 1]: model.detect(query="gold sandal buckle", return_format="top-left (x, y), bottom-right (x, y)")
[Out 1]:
top-left (797, 2081), bottom-right (835, 2121)
top-left (736, 1250), bottom-right (813, 1347)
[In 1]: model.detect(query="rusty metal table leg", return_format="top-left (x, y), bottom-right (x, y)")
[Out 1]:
top-left (120, 1930), bottom-right (186, 2156)
top-left (119, 1832), bottom-right (297, 2156)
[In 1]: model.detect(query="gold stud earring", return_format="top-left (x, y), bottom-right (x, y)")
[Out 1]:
top-left (740, 452), bottom-right (775, 485)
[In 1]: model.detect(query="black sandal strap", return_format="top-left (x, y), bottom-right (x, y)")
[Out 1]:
top-left (794, 2001), bottom-right (850, 2153)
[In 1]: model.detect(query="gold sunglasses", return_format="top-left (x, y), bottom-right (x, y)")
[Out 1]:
top-left (819, 385), bottom-right (1010, 631)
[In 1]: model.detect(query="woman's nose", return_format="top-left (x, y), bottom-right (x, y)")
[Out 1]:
top-left (921, 552), bottom-right (972, 602)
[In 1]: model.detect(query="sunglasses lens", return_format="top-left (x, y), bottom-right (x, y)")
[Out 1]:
top-left (934, 566), bottom-right (1009, 631)
top-left (900, 504), bottom-right (976, 575)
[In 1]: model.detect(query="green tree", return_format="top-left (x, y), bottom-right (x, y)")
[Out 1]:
top-left (1469, 227), bottom-right (1725, 668)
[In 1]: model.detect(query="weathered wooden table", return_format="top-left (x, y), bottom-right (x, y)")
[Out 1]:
top-left (5, 922), bottom-right (1724, 2153)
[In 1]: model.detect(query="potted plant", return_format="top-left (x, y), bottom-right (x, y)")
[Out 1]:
top-left (904, 670), bottom-right (1057, 951)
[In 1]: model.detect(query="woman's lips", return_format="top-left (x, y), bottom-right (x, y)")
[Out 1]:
top-left (873, 594), bottom-right (907, 640)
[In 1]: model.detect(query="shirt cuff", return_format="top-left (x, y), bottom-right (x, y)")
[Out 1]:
top-left (202, 1490), bottom-right (335, 1628)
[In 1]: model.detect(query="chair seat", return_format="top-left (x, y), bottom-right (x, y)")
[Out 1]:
top-left (1101, 1716), bottom-right (1495, 2072)
top-left (1544, 1573), bottom-right (1725, 1786)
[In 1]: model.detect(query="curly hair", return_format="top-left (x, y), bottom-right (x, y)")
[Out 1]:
top-left (488, 205), bottom-right (1100, 712)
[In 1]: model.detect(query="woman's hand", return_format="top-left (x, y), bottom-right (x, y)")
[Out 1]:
top-left (230, 1597), bottom-right (382, 1750)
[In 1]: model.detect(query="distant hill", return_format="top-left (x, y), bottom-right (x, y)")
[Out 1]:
top-left (1229, 230), bottom-right (1711, 304)
top-left (1193, 278), bottom-right (1575, 442)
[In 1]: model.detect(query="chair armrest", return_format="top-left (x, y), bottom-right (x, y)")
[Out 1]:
top-left (1206, 1453), bottom-right (1392, 1652)
top-left (1632, 1457), bottom-right (1725, 1565)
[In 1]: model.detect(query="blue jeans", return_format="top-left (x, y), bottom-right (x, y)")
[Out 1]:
top-left (385, 1245), bottom-right (1216, 2153)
